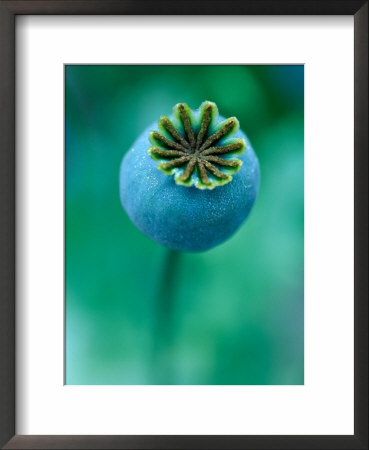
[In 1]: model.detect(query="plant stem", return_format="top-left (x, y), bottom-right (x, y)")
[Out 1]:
top-left (152, 249), bottom-right (181, 384)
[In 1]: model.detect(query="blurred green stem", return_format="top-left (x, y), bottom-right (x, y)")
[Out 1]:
top-left (152, 249), bottom-right (181, 384)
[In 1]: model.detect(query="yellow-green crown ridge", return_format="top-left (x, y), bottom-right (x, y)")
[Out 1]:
top-left (148, 101), bottom-right (246, 190)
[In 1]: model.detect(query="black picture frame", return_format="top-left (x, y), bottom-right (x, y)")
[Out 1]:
top-left (0, 1), bottom-right (367, 449)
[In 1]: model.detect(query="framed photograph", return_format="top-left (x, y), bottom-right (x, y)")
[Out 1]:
top-left (0, 1), bottom-right (367, 449)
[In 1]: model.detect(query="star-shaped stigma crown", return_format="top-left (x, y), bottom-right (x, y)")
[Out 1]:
top-left (148, 101), bottom-right (246, 190)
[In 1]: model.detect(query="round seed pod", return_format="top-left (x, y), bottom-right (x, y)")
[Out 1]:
top-left (120, 101), bottom-right (260, 252)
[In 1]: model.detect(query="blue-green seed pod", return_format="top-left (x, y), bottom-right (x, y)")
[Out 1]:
top-left (120, 101), bottom-right (260, 252)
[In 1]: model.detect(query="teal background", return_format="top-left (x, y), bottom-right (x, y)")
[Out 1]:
top-left (65, 65), bottom-right (304, 385)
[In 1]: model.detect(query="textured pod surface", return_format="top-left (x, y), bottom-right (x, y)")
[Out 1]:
top-left (120, 112), bottom-right (260, 252)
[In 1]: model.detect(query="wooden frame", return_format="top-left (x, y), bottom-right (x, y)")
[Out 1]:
top-left (0, 1), bottom-right (367, 448)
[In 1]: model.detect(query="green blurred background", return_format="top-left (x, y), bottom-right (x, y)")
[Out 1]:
top-left (65, 65), bottom-right (304, 385)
